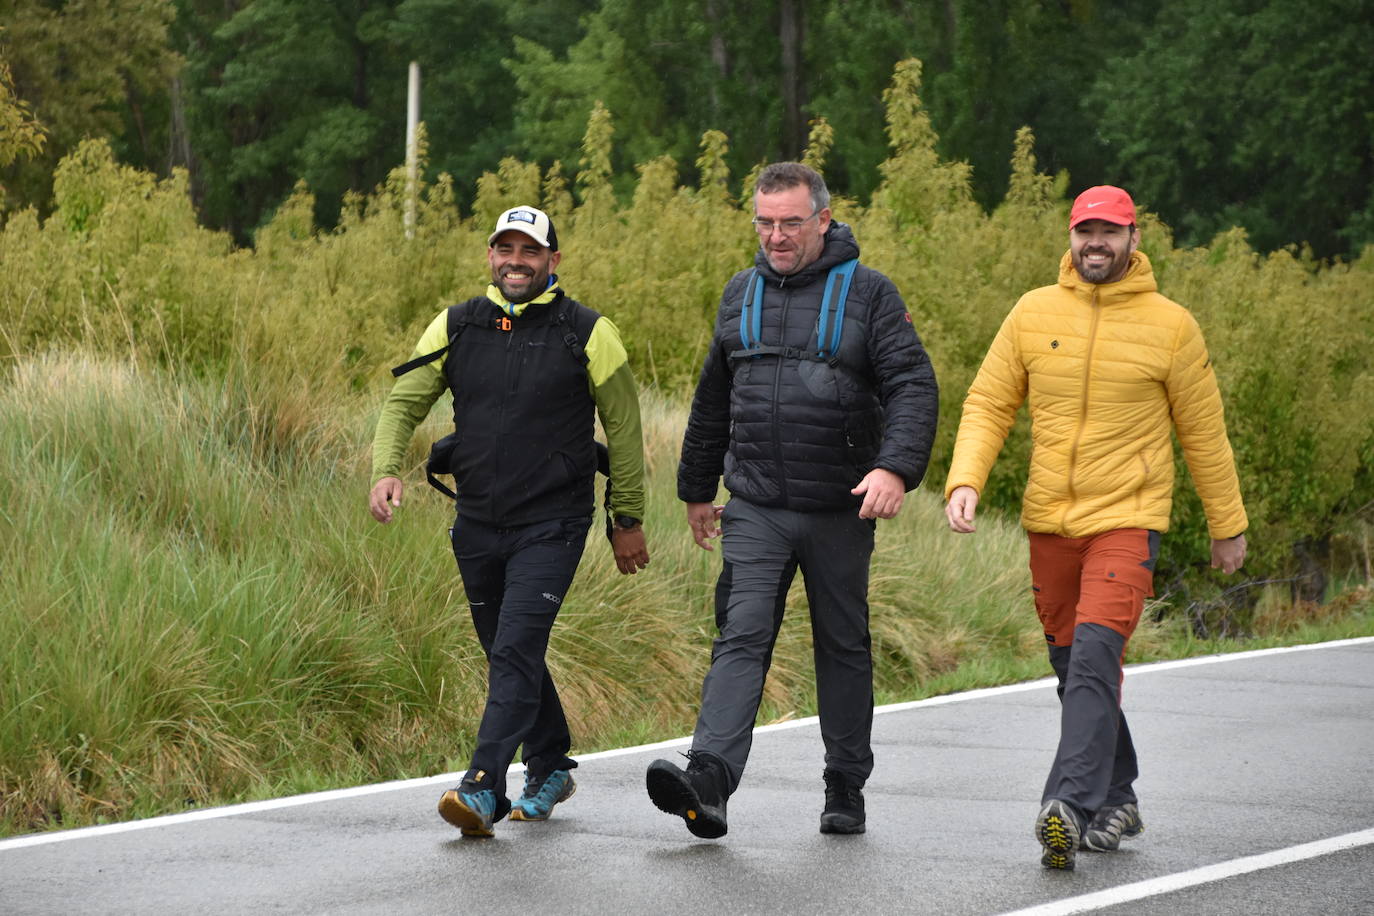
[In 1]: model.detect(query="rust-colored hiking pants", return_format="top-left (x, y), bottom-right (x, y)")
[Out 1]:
top-left (1029, 528), bottom-right (1160, 821)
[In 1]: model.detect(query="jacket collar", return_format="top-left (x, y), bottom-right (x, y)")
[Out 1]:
top-left (485, 279), bottom-right (561, 317)
top-left (1058, 250), bottom-right (1158, 305)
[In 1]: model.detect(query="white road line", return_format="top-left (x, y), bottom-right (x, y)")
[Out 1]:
top-left (2, 636), bottom-right (1369, 852)
top-left (998, 828), bottom-right (1374, 916)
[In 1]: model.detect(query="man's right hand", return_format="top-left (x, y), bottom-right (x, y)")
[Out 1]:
top-left (369, 477), bottom-right (404, 523)
top-left (945, 486), bottom-right (979, 533)
top-left (686, 501), bottom-right (724, 550)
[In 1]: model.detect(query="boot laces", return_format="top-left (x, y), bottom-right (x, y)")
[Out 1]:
top-left (824, 770), bottom-right (861, 807)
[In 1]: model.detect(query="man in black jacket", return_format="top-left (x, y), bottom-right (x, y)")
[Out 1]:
top-left (646, 162), bottom-right (939, 837)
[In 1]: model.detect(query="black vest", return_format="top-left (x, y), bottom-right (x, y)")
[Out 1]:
top-left (438, 293), bottom-right (600, 526)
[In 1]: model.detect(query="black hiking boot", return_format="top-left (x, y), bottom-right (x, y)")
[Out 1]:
top-left (819, 768), bottom-right (866, 834)
top-left (646, 750), bottom-right (730, 838)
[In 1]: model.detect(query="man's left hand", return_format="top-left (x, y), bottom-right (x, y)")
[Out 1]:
top-left (852, 468), bottom-right (906, 519)
top-left (611, 526), bottom-right (650, 574)
top-left (1210, 534), bottom-right (1247, 575)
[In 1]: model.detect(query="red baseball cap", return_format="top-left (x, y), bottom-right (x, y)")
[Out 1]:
top-left (1069, 186), bottom-right (1137, 228)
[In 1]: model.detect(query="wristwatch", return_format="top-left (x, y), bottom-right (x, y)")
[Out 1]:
top-left (614, 515), bottom-right (642, 531)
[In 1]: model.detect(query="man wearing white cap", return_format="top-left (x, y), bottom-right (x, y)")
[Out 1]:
top-left (943, 186), bottom-right (1249, 869)
top-left (370, 205), bottom-right (649, 837)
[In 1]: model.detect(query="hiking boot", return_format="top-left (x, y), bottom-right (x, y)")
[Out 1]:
top-left (1035, 799), bottom-right (1083, 870)
top-left (1081, 802), bottom-right (1144, 852)
top-left (438, 775), bottom-right (507, 837)
top-left (819, 768), bottom-right (866, 834)
top-left (646, 751), bottom-right (729, 838)
top-left (509, 769), bottom-right (577, 821)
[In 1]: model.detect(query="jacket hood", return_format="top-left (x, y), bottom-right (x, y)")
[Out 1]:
top-left (1058, 249), bottom-right (1158, 305)
top-left (754, 221), bottom-right (861, 285)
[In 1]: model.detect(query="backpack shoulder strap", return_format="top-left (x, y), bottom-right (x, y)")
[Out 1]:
top-left (390, 300), bottom-right (478, 377)
top-left (553, 293), bottom-right (600, 367)
top-left (738, 269), bottom-right (764, 351)
top-left (732, 260), bottom-right (859, 361)
top-left (816, 258), bottom-right (859, 359)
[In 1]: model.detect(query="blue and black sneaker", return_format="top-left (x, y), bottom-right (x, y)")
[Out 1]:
top-left (438, 774), bottom-right (507, 837)
top-left (510, 769), bottom-right (577, 821)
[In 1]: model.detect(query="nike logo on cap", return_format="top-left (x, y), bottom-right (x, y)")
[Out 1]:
top-left (1086, 201), bottom-right (1104, 207)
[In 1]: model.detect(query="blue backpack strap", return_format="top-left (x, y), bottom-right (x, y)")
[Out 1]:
top-left (816, 258), bottom-right (858, 359)
top-left (738, 269), bottom-right (763, 351)
top-left (736, 259), bottom-right (857, 359)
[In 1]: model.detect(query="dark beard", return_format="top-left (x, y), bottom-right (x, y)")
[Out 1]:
top-left (1074, 251), bottom-right (1127, 284)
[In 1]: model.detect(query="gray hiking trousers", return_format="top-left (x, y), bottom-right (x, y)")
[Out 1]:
top-left (691, 497), bottom-right (877, 794)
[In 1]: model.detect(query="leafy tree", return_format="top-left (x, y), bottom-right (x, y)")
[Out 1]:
top-left (173, 0), bottom-right (594, 239)
top-left (0, 43), bottom-right (46, 176)
top-left (176, 0), bottom-right (396, 238)
top-left (1095, 0), bottom-right (1374, 258)
top-left (372, 0), bottom-right (567, 214)
top-left (0, 0), bottom-right (179, 212)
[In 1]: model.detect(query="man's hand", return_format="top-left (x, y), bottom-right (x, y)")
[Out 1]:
top-left (852, 468), bottom-right (906, 519)
top-left (611, 526), bottom-right (650, 574)
top-left (945, 486), bottom-right (979, 533)
top-left (369, 477), bottom-right (404, 523)
top-left (1210, 534), bottom-right (1247, 575)
top-left (686, 502), bottom-right (724, 550)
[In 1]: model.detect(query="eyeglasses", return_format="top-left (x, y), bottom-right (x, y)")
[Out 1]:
top-left (751, 210), bottom-right (820, 237)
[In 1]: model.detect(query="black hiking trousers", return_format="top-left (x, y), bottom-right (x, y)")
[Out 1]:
top-left (450, 513), bottom-right (591, 802)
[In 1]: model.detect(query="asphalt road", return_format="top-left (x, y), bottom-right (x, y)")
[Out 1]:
top-left (2, 638), bottom-right (1371, 915)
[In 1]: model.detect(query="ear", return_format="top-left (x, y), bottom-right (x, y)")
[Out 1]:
top-left (816, 207), bottom-right (833, 233)
top-left (549, 250), bottom-right (562, 271)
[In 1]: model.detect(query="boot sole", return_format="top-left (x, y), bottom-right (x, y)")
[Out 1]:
top-left (1035, 803), bottom-right (1080, 870)
top-left (820, 814), bottom-right (866, 835)
top-left (646, 762), bottom-right (727, 839)
top-left (438, 790), bottom-right (494, 838)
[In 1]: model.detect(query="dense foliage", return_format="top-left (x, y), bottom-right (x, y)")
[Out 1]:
top-left (1, 0), bottom-right (1371, 257)
top-left (3, 59), bottom-right (1372, 599)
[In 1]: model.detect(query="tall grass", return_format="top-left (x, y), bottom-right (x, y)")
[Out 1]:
top-left (3, 350), bottom-right (1369, 836)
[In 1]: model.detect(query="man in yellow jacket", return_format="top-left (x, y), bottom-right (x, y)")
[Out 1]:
top-left (944, 186), bottom-right (1248, 870)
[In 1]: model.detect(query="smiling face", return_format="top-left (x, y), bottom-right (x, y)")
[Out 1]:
top-left (1070, 219), bottom-right (1139, 285)
top-left (754, 184), bottom-right (831, 276)
top-left (488, 230), bottom-right (560, 303)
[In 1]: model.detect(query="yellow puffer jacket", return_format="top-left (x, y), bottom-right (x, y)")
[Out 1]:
top-left (945, 250), bottom-right (1247, 539)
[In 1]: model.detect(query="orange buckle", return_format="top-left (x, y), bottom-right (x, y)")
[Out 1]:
top-left (497, 316), bottom-right (512, 331)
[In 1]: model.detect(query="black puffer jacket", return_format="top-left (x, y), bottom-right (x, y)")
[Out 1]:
top-left (678, 223), bottom-right (939, 512)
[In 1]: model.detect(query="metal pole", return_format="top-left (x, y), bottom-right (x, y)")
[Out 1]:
top-left (404, 61), bottom-right (420, 240)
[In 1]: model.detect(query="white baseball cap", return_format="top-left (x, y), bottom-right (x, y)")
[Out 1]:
top-left (487, 206), bottom-right (559, 251)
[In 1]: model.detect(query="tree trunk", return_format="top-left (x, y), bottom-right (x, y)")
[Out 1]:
top-left (704, 0), bottom-right (730, 118)
top-left (779, 0), bottom-right (806, 159)
top-left (166, 76), bottom-right (204, 211)
top-left (1291, 536), bottom-right (1330, 604)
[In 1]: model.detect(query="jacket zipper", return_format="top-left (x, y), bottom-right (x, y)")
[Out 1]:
top-left (771, 278), bottom-right (790, 504)
top-left (493, 323), bottom-right (517, 520)
top-left (1063, 288), bottom-right (1101, 528)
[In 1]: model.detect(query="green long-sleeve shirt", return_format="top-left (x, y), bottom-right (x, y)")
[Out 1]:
top-left (370, 285), bottom-right (647, 519)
